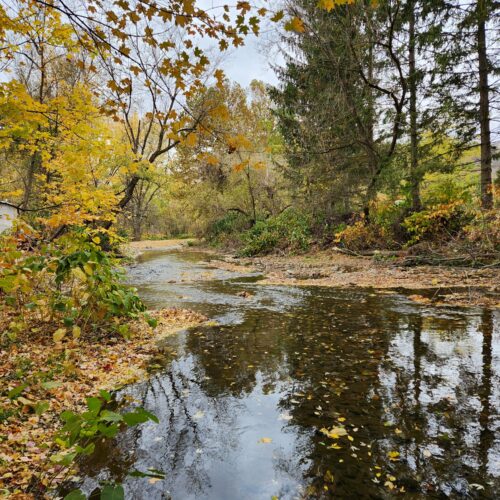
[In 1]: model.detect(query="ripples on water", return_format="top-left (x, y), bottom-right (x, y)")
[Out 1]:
top-left (76, 250), bottom-right (500, 499)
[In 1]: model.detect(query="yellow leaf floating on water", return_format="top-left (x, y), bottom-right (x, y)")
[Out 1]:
top-left (320, 426), bottom-right (347, 439)
top-left (388, 450), bottom-right (400, 461)
top-left (258, 437), bottom-right (272, 444)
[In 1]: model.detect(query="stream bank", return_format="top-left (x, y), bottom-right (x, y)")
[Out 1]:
top-left (1, 304), bottom-right (206, 497)
top-left (124, 240), bottom-right (499, 308)
top-left (203, 247), bottom-right (499, 308)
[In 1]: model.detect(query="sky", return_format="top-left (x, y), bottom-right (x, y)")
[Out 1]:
top-left (219, 34), bottom-right (280, 88)
top-left (197, 0), bottom-right (282, 88)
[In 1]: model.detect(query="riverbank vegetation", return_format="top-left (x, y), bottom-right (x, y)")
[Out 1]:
top-left (0, 0), bottom-right (498, 497)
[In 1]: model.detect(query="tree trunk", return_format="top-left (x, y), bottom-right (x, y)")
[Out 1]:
top-left (477, 0), bottom-right (493, 209)
top-left (100, 174), bottom-right (140, 231)
top-left (22, 153), bottom-right (38, 209)
top-left (132, 216), bottom-right (143, 241)
top-left (409, 2), bottom-right (421, 212)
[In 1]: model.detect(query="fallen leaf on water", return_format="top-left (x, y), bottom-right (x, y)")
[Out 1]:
top-left (469, 483), bottom-right (485, 491)
top-left (258, 437), bottom-right (272, 444)
top-left (320, 426), bottom-right (347, 439)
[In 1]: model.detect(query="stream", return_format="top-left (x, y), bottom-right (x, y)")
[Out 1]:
top-left (78, 249), bottom-right (499, 499)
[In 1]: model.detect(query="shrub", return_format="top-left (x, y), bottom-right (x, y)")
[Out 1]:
top-left (334, 220), bottom-right (391, 252)
top-left (463, 210), bottom-right (500, 254)
top-left (402, 202), bottom-right (473, 246)
top-left (206, 211), bottom-right (249, 246)
top-left (0, 223), bottom-right (148, 341)
top-left (240, 209), bottom-right (311, 256)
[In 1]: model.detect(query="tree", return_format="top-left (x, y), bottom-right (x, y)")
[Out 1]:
top-left (0, 0), bottom-right (273, 234)
top-left (162, 80), bottom-right (286, 236)
top-left (271, 0), bottom-right (410, 222)
top-left (421, 0), bottom-right (498, 209)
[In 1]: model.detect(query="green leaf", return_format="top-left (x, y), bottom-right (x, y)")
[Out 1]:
top-left (145, 316), bottom-right (158, 328)
top-left (53, 301), bottom-right (67, 312)
top-left (100, 410), bottom-right (123, 422)
top-left (61, 410), bottom-right (79, 423)
top-left (76, 442), bottom-right (95, 455)
top-left (99, 389), bottom-right (112, 402)
top-left (64, 490), bottom-right (87, 500)
top-left (128, 468), bottom-right (165, 478)
top-left (86, 397), bottom-right (102, 415)
top-left (51, 450), bottom-right (78, 466)
top-left (8, 383), bottom-right (28, 400)
top-left (98, 422), bottom-right (120, 438)
top-left (100, 484), bottom-right (124, 500)
top-left (123, 408), bottom-right (159, 426)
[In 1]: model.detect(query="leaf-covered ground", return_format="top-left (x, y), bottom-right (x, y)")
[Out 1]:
top-left (0, 308), bottom-right (206, 498)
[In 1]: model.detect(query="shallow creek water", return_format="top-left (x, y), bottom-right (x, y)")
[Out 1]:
top-left (79, 250), bottom-right (499, 499)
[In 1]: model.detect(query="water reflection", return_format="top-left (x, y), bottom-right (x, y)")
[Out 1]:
top-left (78, 251), bottom-right (499, 499)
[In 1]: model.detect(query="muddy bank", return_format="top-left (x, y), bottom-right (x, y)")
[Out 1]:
top-left (209, 248), bottom-right (499, 308)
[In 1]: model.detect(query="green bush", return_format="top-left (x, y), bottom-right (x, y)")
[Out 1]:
top-left (207, 211), bottom-right (249, 245)
top-left (240, 209), bottom-right (311, 256)
top-left (0, 224), bottom-right (148, 341)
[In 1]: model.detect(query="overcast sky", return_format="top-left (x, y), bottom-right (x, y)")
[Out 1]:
top-left (219, 34), bottom-right (280, 88)
top-left (197, 0), bottom-right (282, 89)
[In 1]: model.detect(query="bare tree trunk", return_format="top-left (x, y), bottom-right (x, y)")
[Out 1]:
top-left (245, 167), bottom-right (257, 226)
top-left (477, 0), bottom-right (493, 210)
top-left (409, 2), bottom-right (421, 212)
